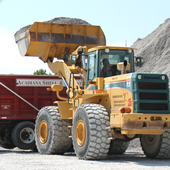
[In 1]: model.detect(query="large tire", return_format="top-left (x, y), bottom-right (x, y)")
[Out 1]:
top-left (109, 139), bottom-right (129, 154)
top-left (140, 130), bottom-right (170, 158)
top-left (72, 104), bottom-right (110, 160)
top-left (12, 121), bottom-right (35, 150)
top-left (35, 106), bottom-right (71, 154)
top-left (0, 132), bottom-right (15, 149)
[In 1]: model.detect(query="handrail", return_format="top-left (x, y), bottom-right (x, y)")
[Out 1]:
top-left (0, 82), bottom-right (39, 112)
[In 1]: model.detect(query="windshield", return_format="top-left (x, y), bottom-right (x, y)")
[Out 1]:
top-left (99, 49), bottom-right (134, 77)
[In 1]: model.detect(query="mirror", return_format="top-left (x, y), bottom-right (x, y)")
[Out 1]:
top-left (124, 60), bottom-right (127, 67)
top-left (71, 55), bottom-right (77, 64)
top-left (135, 56), bottom-right (143, 67)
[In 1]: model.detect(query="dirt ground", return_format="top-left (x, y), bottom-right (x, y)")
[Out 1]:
top-left (0, 140), bottom-right (170, 170)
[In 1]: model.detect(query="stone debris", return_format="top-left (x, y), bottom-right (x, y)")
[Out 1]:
top-left (131, 18), bottom-right (170, 79)
top-left (15, 17), bottom-right (90, 36)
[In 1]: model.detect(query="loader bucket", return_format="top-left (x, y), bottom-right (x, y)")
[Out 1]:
top-left (15, 22), bottom-right (106, 62)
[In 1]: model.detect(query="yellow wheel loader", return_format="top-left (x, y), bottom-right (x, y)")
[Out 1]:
top-left (15, 22), bottom-right (170, 159)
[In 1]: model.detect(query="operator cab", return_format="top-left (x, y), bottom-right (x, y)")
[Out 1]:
top-left (86, 46), bottom-right (135, 87)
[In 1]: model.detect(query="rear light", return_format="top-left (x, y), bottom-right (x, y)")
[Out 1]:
top-left (120, 107), bottom-right (131, 113)
top-left (126, 107), bottom-right (131, 113)
top-left (120, 107), bottom-right (126, 113)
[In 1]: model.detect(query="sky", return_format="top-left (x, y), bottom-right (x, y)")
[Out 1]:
top-left (0, 0), bottom-right (170, 75)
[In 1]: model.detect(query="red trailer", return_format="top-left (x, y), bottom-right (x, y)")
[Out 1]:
top-left (0, 74), bottom-right (79, 150)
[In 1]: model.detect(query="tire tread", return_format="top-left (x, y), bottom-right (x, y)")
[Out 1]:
top-left (73, 104), bottom-right (110, 160)
top-left (35, 106), bottom-right (71, 154)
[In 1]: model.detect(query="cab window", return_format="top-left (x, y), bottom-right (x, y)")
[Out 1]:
top-left (99, 49), bottom-right (133, 77)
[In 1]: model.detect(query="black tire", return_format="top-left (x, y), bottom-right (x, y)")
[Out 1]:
top-left (140, 130), bottom-right (170, 158)
top-left (109, 139), bottom-right (129, 154)
top-left (12, 121), bottom-right (35, 150)
top-left (67, 144), bottom-right (74, 152)
top-left (0, 132), bottom-right (15, 149)
top-left (31, 146), bottom-right (38, 152)
top-left (72, 104), bottom-right (110, 160)
top-left (35, 106), bottom-right (71, 154)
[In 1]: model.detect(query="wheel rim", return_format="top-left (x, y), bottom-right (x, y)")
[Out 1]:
top-left (144, 135), bottom-right (156, 145)
top-left (39, 120), bottom-right (48, 144)
top-left (20, 127), bottom-right (34, 144)
top-left (76, 120), bottom-right (86, 146)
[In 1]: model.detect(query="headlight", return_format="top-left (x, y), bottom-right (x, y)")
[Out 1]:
top-left (105, 48), bottom-right (110, 53)
top-left (127, 49), bottom-right (132, 53)
top-left (162, 75), bottom-right (166, 80)
top-left (138, 75), bottom-right (142, 79)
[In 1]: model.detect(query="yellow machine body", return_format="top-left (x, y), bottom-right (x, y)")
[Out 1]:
top-left (15, 23), bottom-right (170, 140)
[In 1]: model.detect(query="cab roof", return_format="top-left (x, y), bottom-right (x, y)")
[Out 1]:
top-left (88, 46), bottom-right (137, 52)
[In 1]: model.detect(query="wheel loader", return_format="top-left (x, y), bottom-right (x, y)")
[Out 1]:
top-left (15, 22), bottom-right (170, 159)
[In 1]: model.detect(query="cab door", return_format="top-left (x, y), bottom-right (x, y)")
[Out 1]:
top-left (85, 52), bottom-right (97, 88)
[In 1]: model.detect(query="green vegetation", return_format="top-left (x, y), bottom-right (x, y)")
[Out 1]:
top-left (33, 69), bottom-right (52, 75)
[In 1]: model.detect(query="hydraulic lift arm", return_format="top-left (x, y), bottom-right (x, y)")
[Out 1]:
top-left (48, 60), bottom-right (83, 98)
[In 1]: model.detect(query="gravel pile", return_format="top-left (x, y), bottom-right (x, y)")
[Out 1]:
top-left (15, 17), bottom-right (90, 36)
top-left (127, 138), bottom-right (143, 152)
top-left (45, 17), bottom-right (90, 25)
top-left (131, 18), bottom-right (170, 78)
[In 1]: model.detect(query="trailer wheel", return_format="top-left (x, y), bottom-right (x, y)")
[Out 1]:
top-left (35, 106), bottom-right (71, 154)
top-left (72, 104), bottom-right (110, 160)
top-left (0, 132), bottom-right (15, 149)
top-left (12, 121), bottom-right (35, 150)
top-left (140, 130), bottom-right (170, 158)
top-left (108, 139), bottom-right (129, 154)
